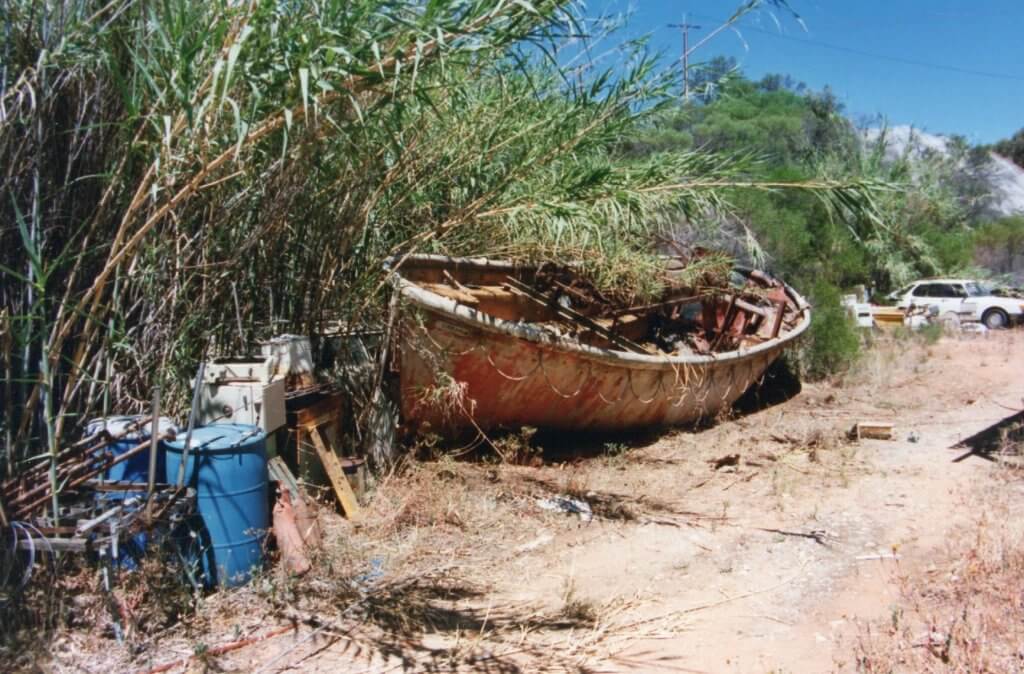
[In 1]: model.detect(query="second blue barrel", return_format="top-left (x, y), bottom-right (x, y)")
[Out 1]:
top-left (164, 424), bottom-right (269, 587)
top-left (87, 416), bottom-right (178, 499)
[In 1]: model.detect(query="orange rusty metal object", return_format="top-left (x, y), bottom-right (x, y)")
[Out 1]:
top-left (273, 489), bottom-right (311, 575)
top-left (388, 256), bottom-right (811, 436)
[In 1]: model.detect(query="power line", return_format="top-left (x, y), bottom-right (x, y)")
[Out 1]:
top-left (683, 15), bottom-right (1024, 83)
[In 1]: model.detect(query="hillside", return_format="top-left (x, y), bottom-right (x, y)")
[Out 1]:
top-left (864, 125), bottom-right (1024, 220)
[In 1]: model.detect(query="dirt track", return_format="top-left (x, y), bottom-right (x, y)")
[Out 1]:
top-left (480, 330), bottom-right (1024, 672)
top-left (52, 331), bottom-right (1024, 673)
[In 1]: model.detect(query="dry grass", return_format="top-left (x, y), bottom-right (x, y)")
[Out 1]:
top-left (94, 454), bottom-right (705, 672)
top-left (14, 365), bottom-right (872, 673)
top-left (30, 333), bottom-right (1023, 673)
top-left (853, 472), bottom-right (1024, 673)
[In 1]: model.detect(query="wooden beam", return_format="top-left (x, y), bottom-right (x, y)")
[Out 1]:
top-left (770, 299), bottom-right (787, 339)
top-left (293, 392), bottom-right (345, 429)
top-left (733, 297), bottom-right (769, 319)
top-left (503, 277), bottom-right (652, 355)
top-left (298, 411), bottom-right (337, 432)
top-left (306, 425), bottom-right (362, 521)
top-left (607, 294), bottom-right (702, 318)
top-left (855, 421), bottom-right (894, 441)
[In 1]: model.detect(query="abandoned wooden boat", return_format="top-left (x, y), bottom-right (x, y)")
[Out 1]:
top-left (387, 255), bottom-right (811, 435)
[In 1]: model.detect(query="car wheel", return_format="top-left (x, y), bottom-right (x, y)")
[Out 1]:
top-left (982, 308), bottom-right (1009, 330)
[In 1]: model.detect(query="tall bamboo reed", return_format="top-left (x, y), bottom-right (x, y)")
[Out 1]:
top-left (0, 0), bottom-right (881, 484)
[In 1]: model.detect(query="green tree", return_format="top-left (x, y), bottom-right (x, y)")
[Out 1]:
top-left (974, 216), bottom-right (1024, 275)
top-left (992, 129), bottom-right (1024, 169)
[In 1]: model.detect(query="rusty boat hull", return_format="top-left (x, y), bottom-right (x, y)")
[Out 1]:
top-left (390, 255), bottom-right (811, 434)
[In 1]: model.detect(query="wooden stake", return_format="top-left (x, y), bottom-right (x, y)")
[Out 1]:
top-left (13, 434), bottom-right (171, 519)
top-left (306, 425), bottom-right (361, 521)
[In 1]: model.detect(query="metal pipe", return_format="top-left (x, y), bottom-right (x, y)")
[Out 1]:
top-left (13, 434), bottom-right (171, 519)
top-left (177, 361), bottom-right (206, 489)
top-left (3, 417), bottom-right (153, 492)
top-left (145, 385), bottom-right (161, 519)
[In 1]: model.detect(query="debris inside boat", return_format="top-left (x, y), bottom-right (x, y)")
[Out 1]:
top-left (388, 254), bottom-right (811, 434)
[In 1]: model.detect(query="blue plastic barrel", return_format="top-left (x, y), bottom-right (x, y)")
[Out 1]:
top-left (163, 424), bottom-right (269, 587)
top-left (87, 416), bottom-right (177, 500)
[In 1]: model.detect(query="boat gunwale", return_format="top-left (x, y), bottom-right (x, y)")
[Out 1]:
top-left (386, 254), bottom-right (811, 370)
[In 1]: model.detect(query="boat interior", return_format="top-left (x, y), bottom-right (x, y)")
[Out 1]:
top-left (396, 257), bottom-right (805, 356)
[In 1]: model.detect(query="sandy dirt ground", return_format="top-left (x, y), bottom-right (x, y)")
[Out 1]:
top-left (44, 330), bottom-right (1024, 674)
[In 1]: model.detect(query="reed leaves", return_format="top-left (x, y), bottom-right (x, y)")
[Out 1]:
top-left (0, 0), bottom-right (883, 472)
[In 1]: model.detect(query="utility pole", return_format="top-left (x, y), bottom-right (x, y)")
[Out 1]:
top-left (669, 15), bottom-right (701, 102)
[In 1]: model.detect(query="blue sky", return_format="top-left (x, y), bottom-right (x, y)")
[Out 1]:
top-left (591, 1), bottom-right (1024, 144)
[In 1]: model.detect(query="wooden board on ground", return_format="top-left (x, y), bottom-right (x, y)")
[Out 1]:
top-left (855, 421), bottom-right (895, 440)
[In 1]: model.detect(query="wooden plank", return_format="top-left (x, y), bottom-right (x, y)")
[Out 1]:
top-left (710, 294), bottom-right (739, 351)
top-left (855, 421), bottom-right (894, 440)
top-left (422, 282), bottom-right (480, 305)
top-left (607, 294), bottom-right (702, 318)
top-left (83, 480), bottom-right (172, 492)
top-left (76, 506), bottom-right (124, 536)
top-left (297, 410), bottom-right (340, 432)
top-left (770, 299), bottom-right (787, 339)
top-left (307, 426), bottom-right (362, 521)
top-left (292, 392), bottom-right (345, 429)
top-left (733, 297), bottom-right (770, 319)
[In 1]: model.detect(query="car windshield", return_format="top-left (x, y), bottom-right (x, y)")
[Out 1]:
top-left (964, 282), bottom-right (988, 297)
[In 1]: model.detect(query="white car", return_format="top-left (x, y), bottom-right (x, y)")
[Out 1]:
top-left (889, 279), bottom-right (1024, 329)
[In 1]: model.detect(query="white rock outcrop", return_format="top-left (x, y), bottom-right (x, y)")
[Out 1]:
top-left (863, 125), bottom-right (1024, 219)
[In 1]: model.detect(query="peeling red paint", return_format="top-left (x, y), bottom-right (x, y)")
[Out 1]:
top-left (399, 311), bottom-right (784, 435)
top-left (389, 255), bottom-right (809, 437)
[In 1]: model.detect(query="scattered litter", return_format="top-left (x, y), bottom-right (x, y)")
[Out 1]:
top-left (536, 495), bottom-right (593, 522)
top-left (856, 553), bottom-right (902, 561)
top-left (516, 533), bottom-right (554, 552)
top-left (710, 453), bottom-right (741, 470)
top-left (756, 527), bottom-right (834, 546)
top-left (353, 558), bottom-right (385, 591)
top-left (907, 431), bottom-right (921, 443)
